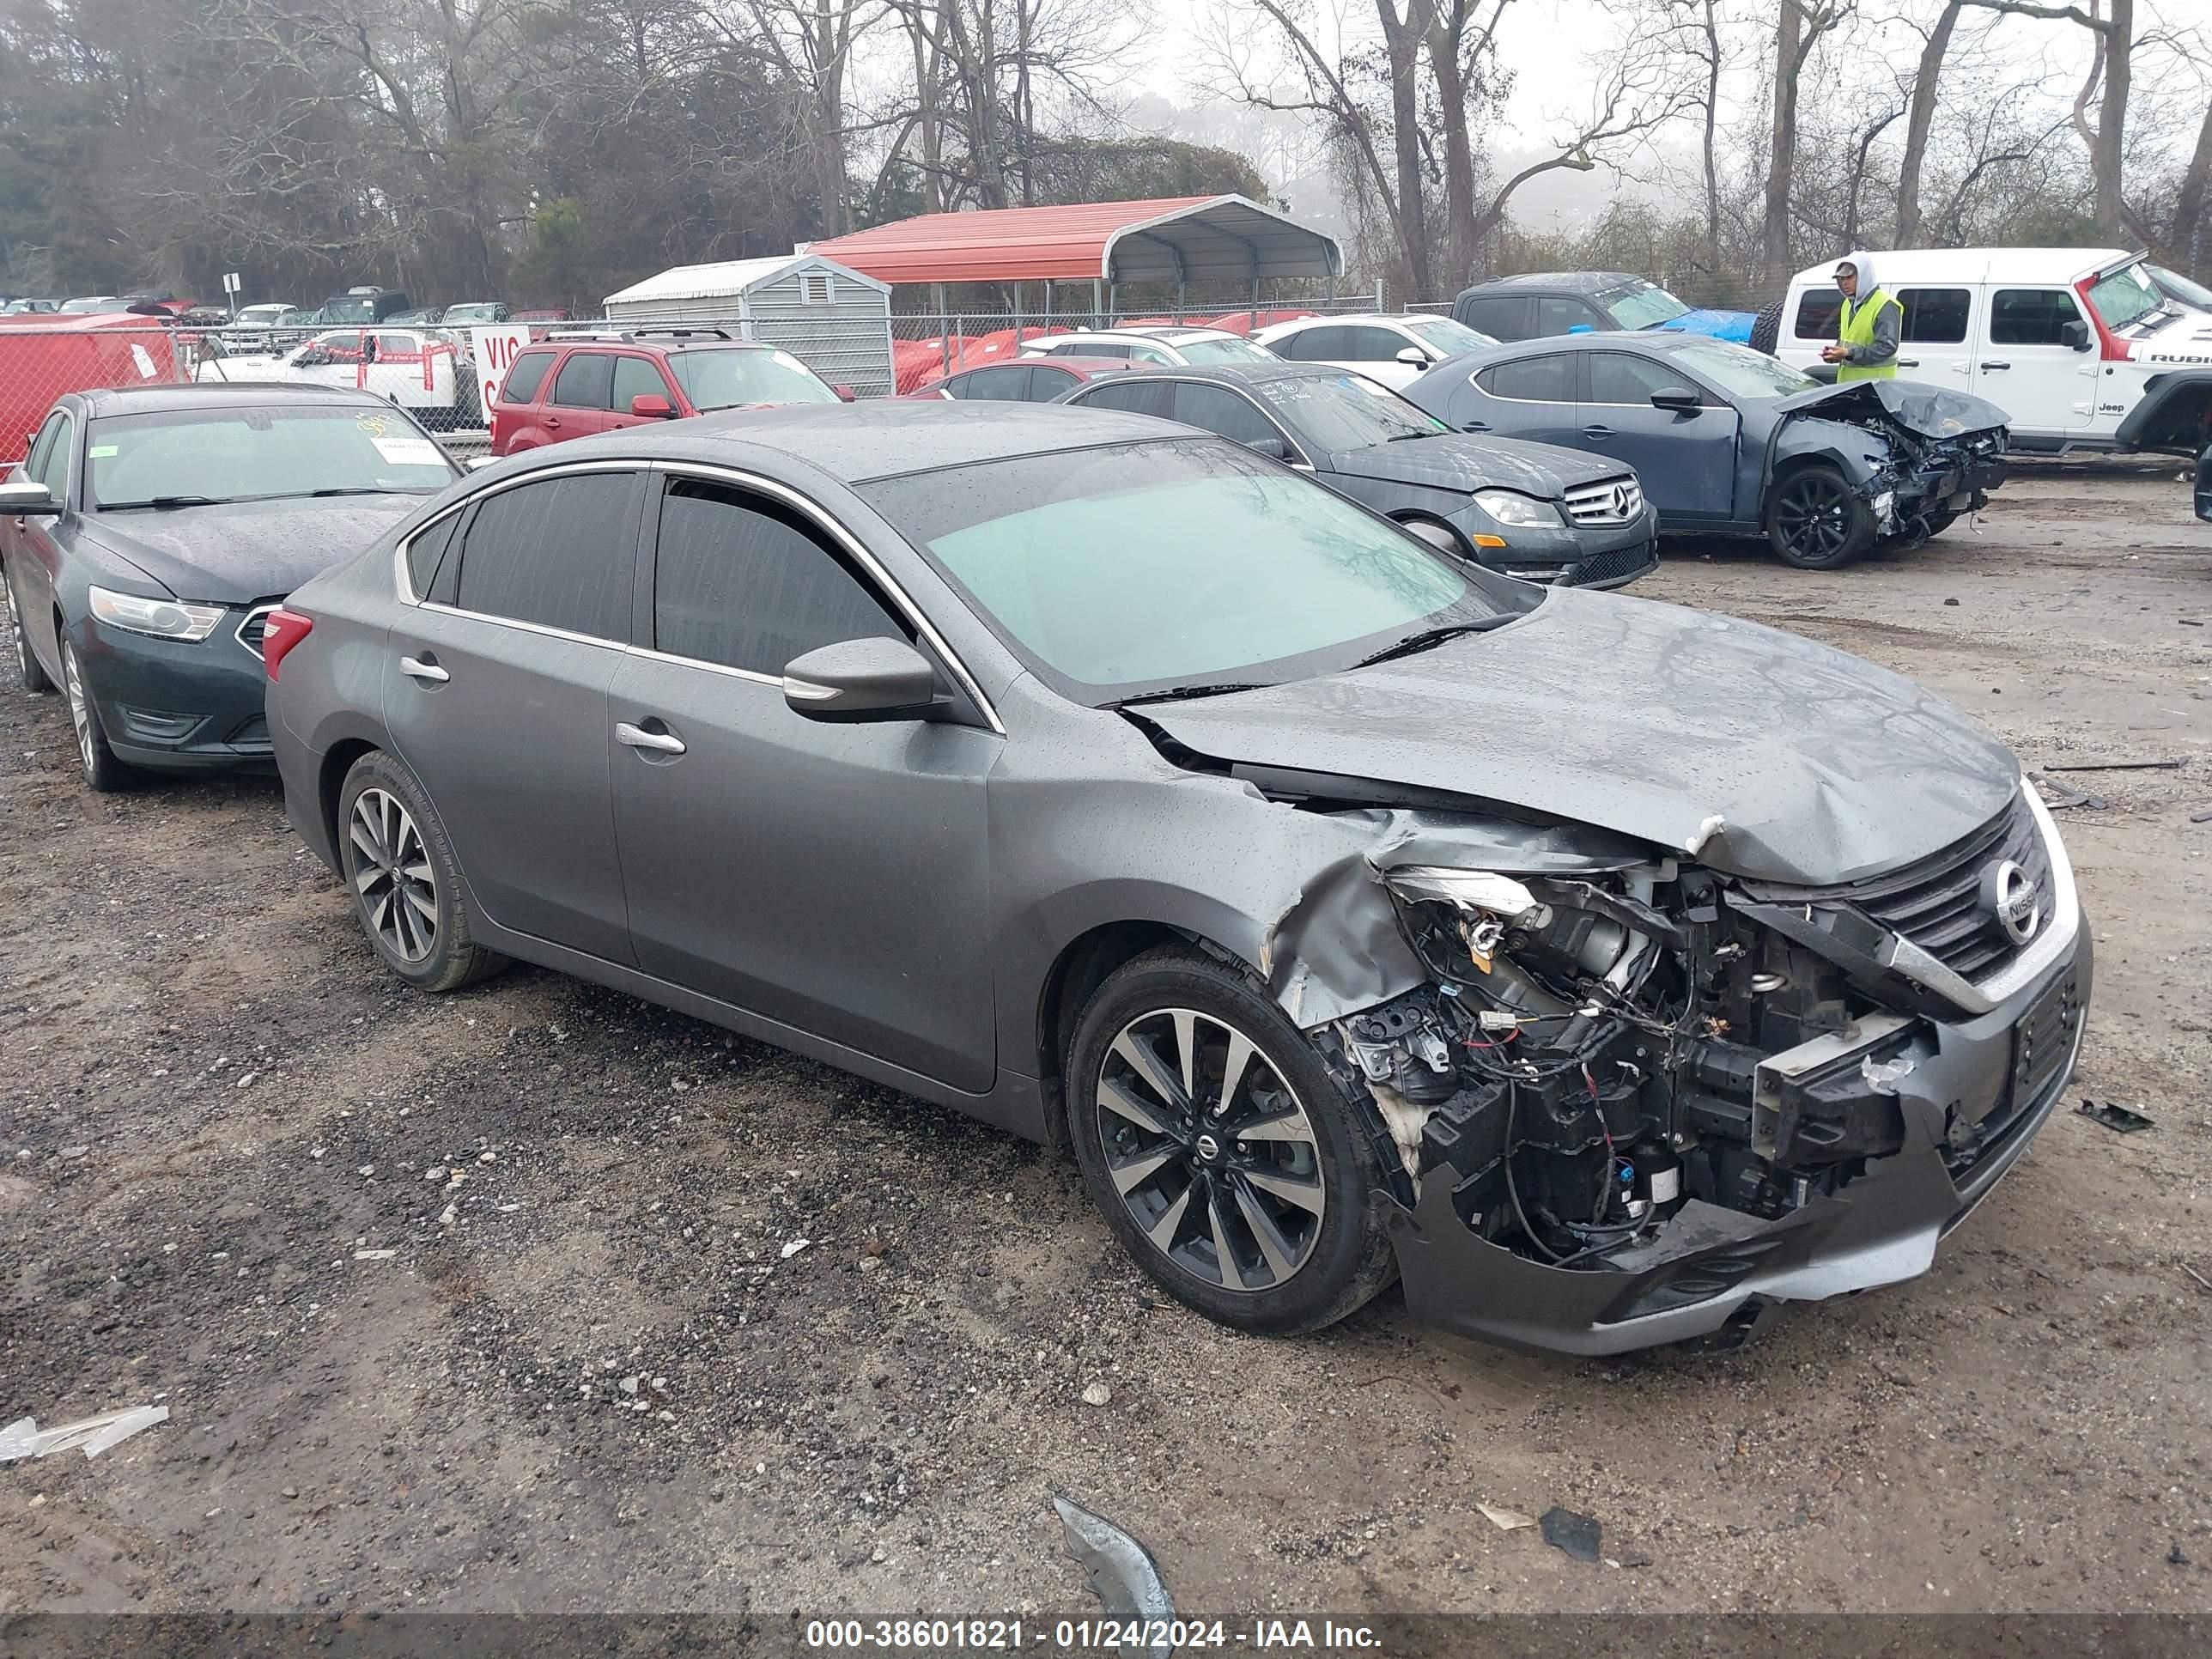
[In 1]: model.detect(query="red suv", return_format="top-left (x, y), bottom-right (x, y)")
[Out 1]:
top-left (489, 328), bottom-right (843, 456)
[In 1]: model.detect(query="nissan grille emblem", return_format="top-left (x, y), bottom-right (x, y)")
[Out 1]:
top-left (1980, 859), bottom-right (2043, 945)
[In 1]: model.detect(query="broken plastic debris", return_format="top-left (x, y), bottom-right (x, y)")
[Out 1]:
top-left (1861, 1054), bottom-right (1916, 1093)
top-left (2077, 1099), bottom-right (2154, 1134)
top-left (1540, 1505), bottom-right (1602, 1562)
top-left (1054, 1495), bottom-right (1176, 1654)
top-left (1477, 1502), bottom-right (1537, 1531)
top-left (780, 1238), bottom-right (811, 1260)
top-left (352, 1249), bottom-right (397, 1261)
top-left (1682, 814), bottom-right (1726, 856)
top-left (0, 1405), bottom-right (169, 1462)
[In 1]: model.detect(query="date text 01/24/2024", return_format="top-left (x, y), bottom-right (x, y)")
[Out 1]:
top-left (803, 1620), bottom-right (1384, 1650)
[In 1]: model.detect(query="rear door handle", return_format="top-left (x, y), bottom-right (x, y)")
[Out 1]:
top-left (1980, 362), bottom-right (2011, 372)
top-left (1582, 424), bottom-right (1614, 438)
top-left (399, 654), bottom-right (448, 684)
top-left (543, 416), bottom-right (562, 429)
top-left (1461, 420), bottom-right (1492, 433)
top-left (1896, 358), bottom-right (1919, 368)
top-left (615, 720), bottom-right (686, 757)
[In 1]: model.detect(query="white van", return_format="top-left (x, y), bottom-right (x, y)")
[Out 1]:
top-left (1774, 248), bottom-right (2212, 452)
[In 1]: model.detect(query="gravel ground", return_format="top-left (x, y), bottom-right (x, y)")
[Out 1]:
top-left (2, 467), bottom-right (2209, 1621)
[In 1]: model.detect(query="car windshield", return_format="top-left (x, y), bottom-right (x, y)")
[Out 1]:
top-left (445, 304), bottom-right (501, 323)
top-left (87, 407), bottom-right (457, 509)
top-left (2085, 262), bottom-right (2166, 331)
top-left (2148, 264), bottom-right (2212, 311)
top-left (1167, 335), bottom-right (1278, 364)
top-left (858, 440), bottom-right (1516, 702)
top-left (1601, 283), bottom-right (1692, 330)
top-left (1406, 317), bottom-right (1496, 356)
top-left (667, 348), bottom-right (839, 410)
top-left (1267, 373), bottom-right (1450, 450)
top-left (1654, 337), bottom-right (1815, 399)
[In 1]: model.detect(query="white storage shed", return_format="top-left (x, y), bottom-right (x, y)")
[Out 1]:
top-left (601, 253), bottom-right (896, 397)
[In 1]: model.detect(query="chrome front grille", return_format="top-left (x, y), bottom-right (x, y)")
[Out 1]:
top-left (1561, 475), bottom-right (1644, 526)
top-left (1847, 793), bottom-right (2052, 984)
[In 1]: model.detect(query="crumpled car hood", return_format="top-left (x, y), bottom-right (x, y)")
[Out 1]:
top-left (1775, 379), bottom-right (2008, 441)
top-left (1139, 587), bottom-right (2020, 885)
top-left (88, 493), bottom-right (433, 605)
top-left (1326, 433), bottom-right (1625, 495)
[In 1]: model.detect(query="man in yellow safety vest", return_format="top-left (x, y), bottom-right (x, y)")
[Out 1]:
top-left (1820, 253), bottom-right (1901, 381)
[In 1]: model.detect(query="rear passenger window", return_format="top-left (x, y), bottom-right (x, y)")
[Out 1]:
top-left (1170, 384), bottom-right (1282, 447)
top-left (550, 351), bottom-right (614, 409)
top-left (1281, 325), bottom-right (1348, 360)
top-left (1990, 289), bottom-right (2082, 345)
top-left (952, 365), bottom-right (1033, 401)
top-left (501, 351), bottom-right (555, 404)
top-left (653, 480), bottom-right (902, 676)
top-left (1793, 291), bottom-right (1843, 341)
top-left (1070, 380), bottom-right (1173, 419)
top-left (454, 472), bottom-right (638, 640)
top-left (1898, 287), bottom-right (1970, 343)
top-left (405, 512), bottom-right (461, 599)
top-left (611, 356), bottom-right (670, 411)
top-left (1477, 355), bottom-right (1575, 402)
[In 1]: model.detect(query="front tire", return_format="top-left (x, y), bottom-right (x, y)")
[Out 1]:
top-left (1765, 464), bottom-right (1875, 569)
top-left (59, 635), bottom-right (130, 791)
top-left (1066, 947), bottom-right (1398, 1335)
top-left (337, 750), bottom-right (507, 992)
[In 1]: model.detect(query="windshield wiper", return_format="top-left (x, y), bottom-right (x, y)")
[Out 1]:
top-left (100, 495), bottom-right (225, 510)
top-left (1352, 616), bottom-right (1517, 668)
top-left (1110, 682), bottom-right (1273, 709)
top-left (307, 487), bottom-right (409, 498)
top-left (1386, 428), bottom-right (1445, 441)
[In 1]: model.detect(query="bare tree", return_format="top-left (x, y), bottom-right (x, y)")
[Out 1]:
top-left (1896, 0), bottom-right (1966, 245)
top-left (1958, 0), bottom-right (2133, 240)
top-left (1760, 0), bottom-right (1851, 286)
top-left (739, 0), bottom-right (884, 237)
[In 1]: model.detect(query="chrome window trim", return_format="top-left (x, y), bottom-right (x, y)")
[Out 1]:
top-left (650, 461), bottom-right (1006, 737)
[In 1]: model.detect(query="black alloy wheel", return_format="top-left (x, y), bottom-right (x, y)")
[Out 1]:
top-left (1765, 464), bottom-right (1874, 570)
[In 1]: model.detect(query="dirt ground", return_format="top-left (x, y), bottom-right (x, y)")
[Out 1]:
top-left (3, 465), bottom-right (2209, 1624)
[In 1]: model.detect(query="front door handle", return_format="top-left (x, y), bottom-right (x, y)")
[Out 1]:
top-left (1980, 362), bottom-right (2011, 372)
top-left (1582, 423), bottom-right (1614, 438)
top-left (1461, 420), bottom-right (1492, 433)
top-left (399, 654), bottom-right (448, 684)
top-left (1896, 358), bottom-right (1919, 368)
top-left (615, 720), bottom-right (686, 757)
top-left (542, 416), bottom-right (562, 429)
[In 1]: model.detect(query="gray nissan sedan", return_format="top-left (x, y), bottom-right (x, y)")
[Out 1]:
top-left (265, 402), bottom-right (2089, 1354)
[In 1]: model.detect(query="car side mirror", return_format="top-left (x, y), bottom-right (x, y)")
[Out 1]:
top-left (1399, 519), bottom-right (1463, 556)
top-left (2060, 319), bottom-right (2092, 351)
top-left (834, 385), bottom-right (857, 403)
top-left (629, 393), bottom-right (674, 419)
top-left (1395, 345), bottom-right (1432, 368)
top-left (1650, 386), bottom-right (1702, 412)
top-left (1245, 434), bottom-right (1291, 459)
top-left (782, 637), bottom-right (940, 723)
top-left (0, 479), bottom-right (61, 515)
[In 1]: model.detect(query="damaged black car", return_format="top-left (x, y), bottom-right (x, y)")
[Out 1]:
top-left (270, 404), bottom-right (2088, 1357)
top-left (1404, 333), bottom-right (2009, 570)
top-left (2114, 368), bottom-right (2212, 522)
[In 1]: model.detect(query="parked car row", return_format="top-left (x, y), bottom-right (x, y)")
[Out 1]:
top-left (0, 377), bottom-right (2094, 1358)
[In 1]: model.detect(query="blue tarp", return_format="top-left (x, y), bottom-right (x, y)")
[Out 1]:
top-left (1656, 307), bottom-right (1756, 343)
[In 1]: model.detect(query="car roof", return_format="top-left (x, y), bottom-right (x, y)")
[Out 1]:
top-left (1043, 327), bottom-right (1237, 344)
top-left (1784, 246), bottom-right (2131, 288)
top-left (70, 382), bottom-right (415, 417)
top-left (1012, 356), bottom-right (1135, 375)
top-left (1078, 361), bottom-right (1354, 392)
top-left (1260, 313), bottom-right (1425, 329)
top-left (1459, 271), bottom-right (1646, 297)
top-left (487, 400), bottom-right (1193, 484)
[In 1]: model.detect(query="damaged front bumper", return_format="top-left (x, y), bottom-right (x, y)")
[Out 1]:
top-left (1384, 927), bottom-right (2090, 1355)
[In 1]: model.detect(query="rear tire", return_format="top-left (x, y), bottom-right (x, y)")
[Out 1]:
top-left (7, 563), bottom-right (54, 693)
top-left (337, 750), bottom-right (507, 992)
top-left (1066, 946), bottom-right (1399, 1335)
top-left (1765, 464), bottom-right (1875, 570)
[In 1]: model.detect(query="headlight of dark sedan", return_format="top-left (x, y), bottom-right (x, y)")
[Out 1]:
top-left (88, 584), bottom-right (228, 642)
top-left (1470, 489), bottom-right (1566, 528)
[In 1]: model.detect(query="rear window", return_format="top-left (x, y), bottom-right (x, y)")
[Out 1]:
top-left (501, 350), bottom-right (555, 405)
top-left (454, 471), bottom-right (637, 639)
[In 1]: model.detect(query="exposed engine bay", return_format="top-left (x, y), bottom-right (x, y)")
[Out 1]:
top-left (1773, 380), bottom-right (2008, 544)
top-left (1313, 824), bottom-right (2072, 1290)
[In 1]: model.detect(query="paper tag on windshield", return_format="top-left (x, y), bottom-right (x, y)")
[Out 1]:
top-left (372, 436), bottom-right (443, 465)
top-left (88, 444), bottom-right (118, 458)
top-left (130, 344), bottom-right (158, 380)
